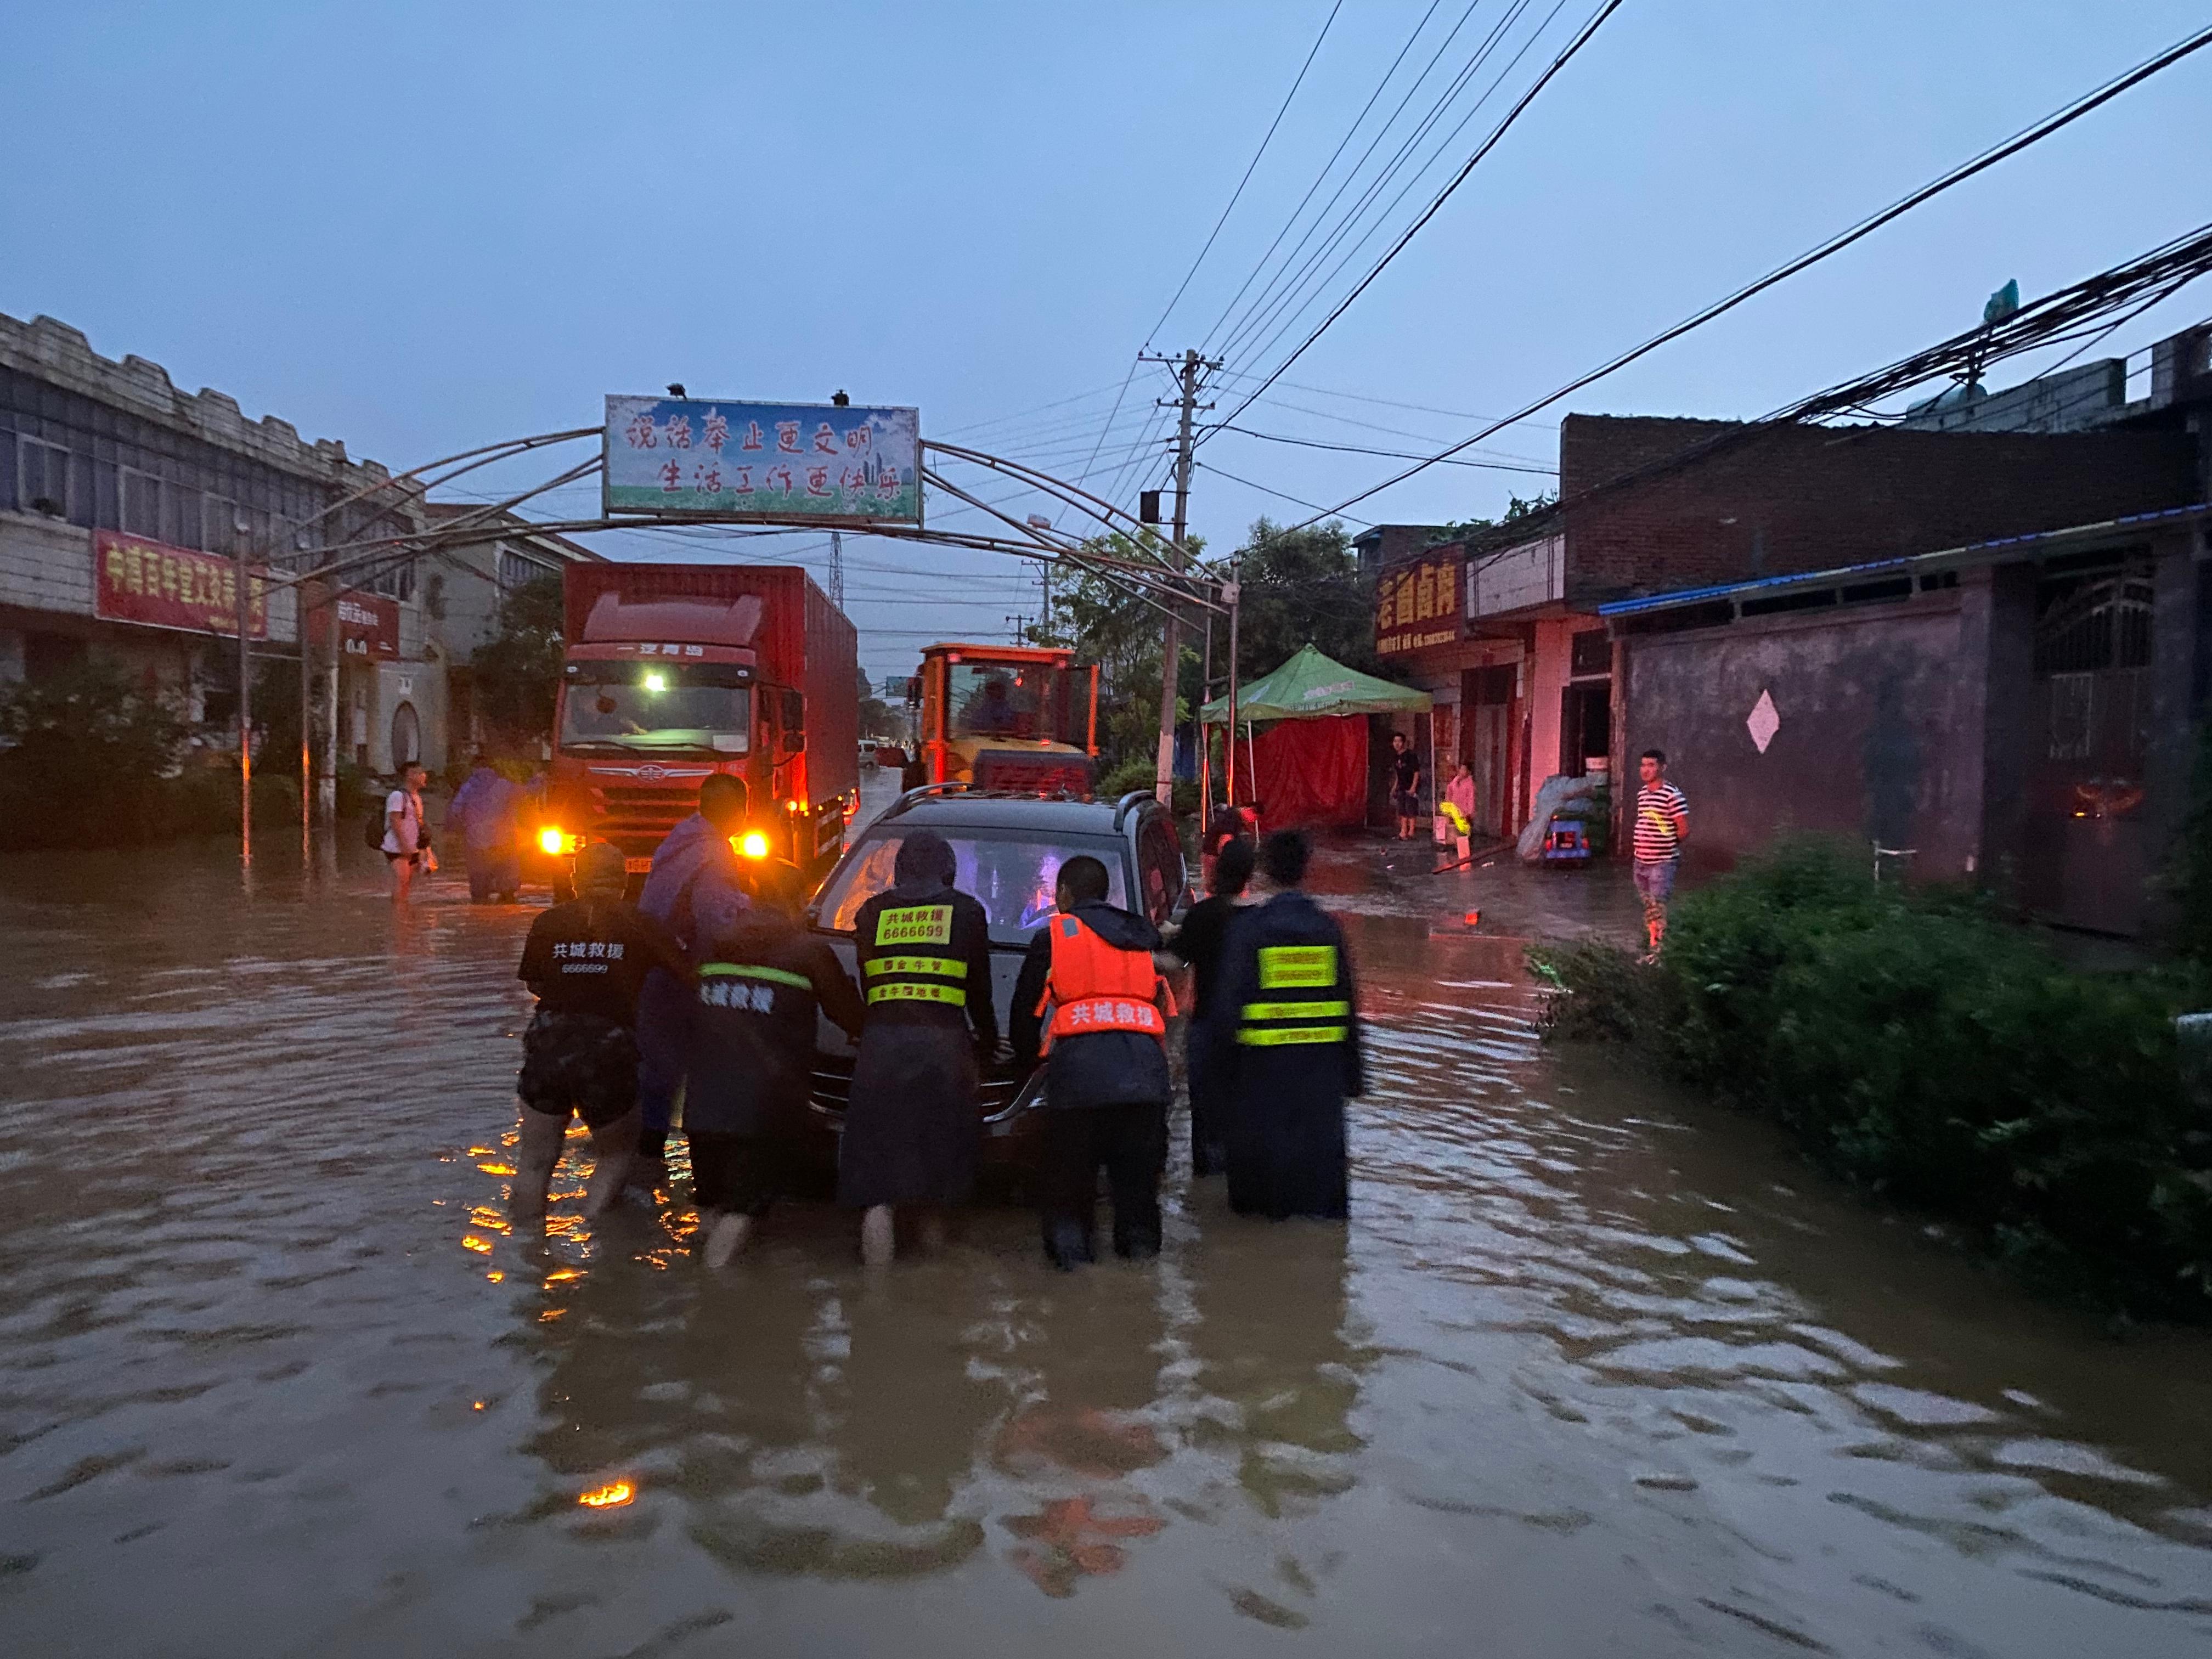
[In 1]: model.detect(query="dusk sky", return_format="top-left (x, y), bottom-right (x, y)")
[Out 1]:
top-left (5, 2), bottom-right (2209, 680)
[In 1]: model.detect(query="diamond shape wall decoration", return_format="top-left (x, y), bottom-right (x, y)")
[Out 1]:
top-left (1747, 689), bottom-right (1780, 754)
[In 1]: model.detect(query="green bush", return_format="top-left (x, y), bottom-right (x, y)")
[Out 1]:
top-left (1538, 838), bottom-right (2212, 1321)
top-left (0, 661), bottom-right (190, 848)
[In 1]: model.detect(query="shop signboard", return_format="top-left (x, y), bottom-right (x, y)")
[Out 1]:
top-left (1375, 543), bottom-right (1462, 655)
top-left (603, 396), bottom-right (922, 526)
top-left (308, 589), bottom-right (400, 659)
top-left (93, 530), bottom-right (267, 637)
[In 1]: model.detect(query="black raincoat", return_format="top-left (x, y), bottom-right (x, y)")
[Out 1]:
top-left (838, 839), bottom-right (999, 1209)
top-left (1199, 889), bottom-right (1365, 1220)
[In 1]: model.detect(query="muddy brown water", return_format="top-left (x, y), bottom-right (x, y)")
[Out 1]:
top-left (1, 835), bottom-right (2209, 1658)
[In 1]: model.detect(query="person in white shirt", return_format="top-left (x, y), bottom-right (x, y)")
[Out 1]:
top-left (383, 760), bottom-right (432, 900)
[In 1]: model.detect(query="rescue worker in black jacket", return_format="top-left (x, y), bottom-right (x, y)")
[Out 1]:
top-left (840, 830), bottom-right (998, 1267)
top-left (1011, 854), bottom-right (1176, 1268)
top-left (1200, 830), bottom-right (1365, 1221)
top-left (682, 860), bottom-right (864, 1268)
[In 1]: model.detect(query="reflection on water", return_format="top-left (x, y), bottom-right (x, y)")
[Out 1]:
top-left (0, 838), bottom-right (2208, 1656)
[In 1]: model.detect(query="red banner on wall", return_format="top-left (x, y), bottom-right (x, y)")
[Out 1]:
top-left (1375, 544), bottom-right (1463, 656)
top-left (93, 531), bottom-right (268, 637)
top-left (308, 590), bottom-right (400, 659)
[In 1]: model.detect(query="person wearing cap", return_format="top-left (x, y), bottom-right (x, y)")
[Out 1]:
top-left (682, 860), bottom-right (864, 1267)
top-left (839, 829), bottom-right (997, 1266)
top-left (1009, 854), bottom-right (1175, 1268)
top-left (511, 842), bottom-right (694, 1220)
top-left (1200, 830), bottom-right (1365, 1221)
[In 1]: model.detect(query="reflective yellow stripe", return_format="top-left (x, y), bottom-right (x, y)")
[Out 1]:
top-left (875, 904), bottom-right (953, 946)
top-left (866, 981), bottom-right (968, 1007)
top-left (1237, 1024), bottom-right (1348, 1047)
top-left (1259, 945), bottom-right (1337, 990)
top-left (699, 963), bottom-right (811, 990)
top-left (864, 955), bottom-right (968, 980)
top-left (1241, 1000), bottom-right (1350, 1023)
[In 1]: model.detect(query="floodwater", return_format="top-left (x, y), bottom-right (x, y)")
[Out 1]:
top-left (2, 831), bottom-right (2210, 1658)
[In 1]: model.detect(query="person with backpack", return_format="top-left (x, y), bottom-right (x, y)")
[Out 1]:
top-left (681, 861), bottom-right (864, 1267)
top-left (1010, 854), bottom-right (1175, 1268)
top-left (377, 760), bottom-right (435, 900)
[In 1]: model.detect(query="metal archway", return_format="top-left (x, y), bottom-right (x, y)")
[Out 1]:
top-left (228, 422), bottom-right (1241, 874)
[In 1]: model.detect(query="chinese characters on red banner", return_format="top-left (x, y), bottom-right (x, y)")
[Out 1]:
top-left (1374, 545), bottom-right (1463, 656)
top-left (93, 531), bottom-right (269, 637)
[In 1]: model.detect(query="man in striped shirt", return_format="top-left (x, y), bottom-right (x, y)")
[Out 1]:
top-left (1633, 749), bottom-right (1689, 962)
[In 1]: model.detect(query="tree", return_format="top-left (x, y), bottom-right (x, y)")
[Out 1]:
top-left (1030, 531), bottom-right (1207, 776)
top-left (1230, 518), bottom-right (1374, 681)
top-left (0, 658), bottom-right (190, 847)
top-left (469, 574), bottom-right (565, 754)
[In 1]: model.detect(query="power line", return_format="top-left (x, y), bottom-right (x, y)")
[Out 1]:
top-left (1143, 0), bottom-right (1346, 351)
top-left (1197, 0), bottom-right (1458, 354)
top-left (1279, 20), bottom-right (2212, 530)
top-left (1197, 458), bottom-right (1375, 525)
top-left (1209, 0), bottom-right (1622, 439)
top-left (1219, 423), bottom-right (1558, 473)
top-left (1215, 0), bottom-right (1548, 366)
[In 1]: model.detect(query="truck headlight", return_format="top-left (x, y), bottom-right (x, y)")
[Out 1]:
top-left (538, 827), bottom-right (572, 856)
top-left (737, 831), bottom-right (770, 860)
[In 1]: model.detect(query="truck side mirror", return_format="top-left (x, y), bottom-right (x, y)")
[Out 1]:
top-left (780, 689), bottom-right (805, 753)
top-left (904, 676), bottom-right (921, 705)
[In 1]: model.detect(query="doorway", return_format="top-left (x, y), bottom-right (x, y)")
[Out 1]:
top-left (390, 701), bottom-right (421, 770)
top-left (1560, 681), bottom-right (1611, 777)
top-left (1462, 664), bottom-right (1517, 839)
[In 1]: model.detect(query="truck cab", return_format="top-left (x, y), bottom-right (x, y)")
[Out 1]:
top-left (907, 642), bottom-right (1098, 795)
top-left (537, 567), bottom-right (859, 879)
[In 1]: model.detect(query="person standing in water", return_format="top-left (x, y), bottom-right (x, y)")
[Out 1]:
top-left (840, 830), bottom-right (997, 1266)
top-left (634, 773), bottom-right (754, 1189)
top-left (1011, 854), bottom-right (1175, 1268)
top-left (682, 861), bottom-right (864, 1268)
top-left (1202, 830), bottom-right (1365, 1221)
top-left (382, 759), bottom-right (432, 900)
top-left (511, 843), bottom-right (693, 1219)
top-left (448, 753), bottom-right (524, 904)
top-left (1166, 834), bottom-right (1254, 1178)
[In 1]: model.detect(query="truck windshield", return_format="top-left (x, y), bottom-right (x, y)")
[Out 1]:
top-left (816, 830), bottom-right (1127, 944)
top-left (947, 663), bottom-right (1083, 746)
top-left (559, 664), bottom-right (751, 753)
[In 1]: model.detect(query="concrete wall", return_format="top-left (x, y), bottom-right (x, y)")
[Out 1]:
top-left (1620, 587), bottom-right (1988, 879)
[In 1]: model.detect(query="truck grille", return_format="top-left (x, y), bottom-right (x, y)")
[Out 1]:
top-left (592, 785), bottom-right (693, 855)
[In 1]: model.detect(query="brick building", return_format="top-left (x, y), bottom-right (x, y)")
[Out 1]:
top-left (1375, 404), bottom-right (2204, 862)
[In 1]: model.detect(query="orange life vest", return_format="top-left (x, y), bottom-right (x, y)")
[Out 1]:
top-left (1035, 912), bottom-right (1175, 1053)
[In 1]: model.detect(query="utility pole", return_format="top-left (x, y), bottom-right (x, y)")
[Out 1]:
top-left (1141, 347), bottom-right (1217, 806)
top-left (828, 530), bottom-right (845, 610)
top-left (235, 512), bottom-right (253, 877)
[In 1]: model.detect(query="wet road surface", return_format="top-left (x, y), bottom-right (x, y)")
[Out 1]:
top-left (2, 824), bottom-right (2210, 1657)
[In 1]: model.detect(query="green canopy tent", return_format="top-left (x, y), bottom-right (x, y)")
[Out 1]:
top-left (1200, 644), bottom-right (1432, 725)
top-left (1200, 645), bottom-right (1431, 830)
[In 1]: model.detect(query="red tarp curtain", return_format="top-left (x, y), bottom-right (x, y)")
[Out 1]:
top-left (1249, 715), bottom-right (1368, 830)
